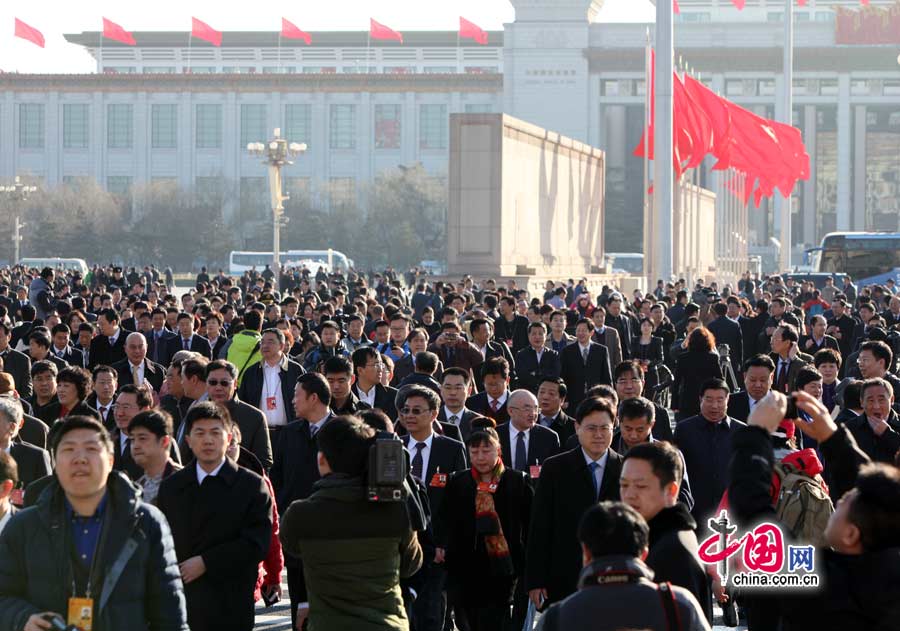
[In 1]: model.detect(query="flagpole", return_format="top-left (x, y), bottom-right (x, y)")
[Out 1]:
top-left (99, 30), bottom-right (103, 74)
top-left (653, 0), bottom-right (675, 283)
top-left (367, 28), bottom-right (371, 74)
top-left (278, 31), bottom-right (282, 74)
top-left (778, 0), bottom-right (794, 272)
top-left (642, 28), bottom-right (651, 281)
top-left (187, 30), bottom-right (192, 74)
top-left (457, 30), bottom-right (461, 74)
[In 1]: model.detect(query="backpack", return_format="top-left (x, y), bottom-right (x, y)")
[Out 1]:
top-left (773, 456), bottom-right (834, 548)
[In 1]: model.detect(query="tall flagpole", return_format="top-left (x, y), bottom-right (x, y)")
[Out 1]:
top-left (653, 0), bottom-right (675, 282)
top-left (643, 28), bottom-right (651, 280)
top-left (99, 30), bottom-right (103, 73)
top-left (187, 30), bottom-right (192, 74)
top-left (778, 0), bottom-right (794, 271)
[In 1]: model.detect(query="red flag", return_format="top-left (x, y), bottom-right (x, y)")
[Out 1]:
top-left (459, 17), bottom-right (488, 45)
top-left (674, 0), bottom-right (681, 14)
top-left (684, 75), bottom-right (733, 170)
top-left (860, 0), bottom-right (870, 5)
top-left (191, 17), bottom-right (222, 47)
top-left (102, 18), bottom-right (136, 46)
top-left (14, 18), bottom-right (44, 48)
top-left (731, 0), bottom-right (746, 8)
top-left (370, 18), bottom-right (402, 43)
top-left (797, 0), bottom-right (808, 6)
top-left (281, 18), bottom-right (311, 44)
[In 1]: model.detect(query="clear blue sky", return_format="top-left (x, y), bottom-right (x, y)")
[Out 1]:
top-left (3, 0), bottom-right (656, 73)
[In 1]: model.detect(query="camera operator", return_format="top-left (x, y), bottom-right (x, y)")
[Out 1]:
top-left (280, 415), bottom-right (423, 631)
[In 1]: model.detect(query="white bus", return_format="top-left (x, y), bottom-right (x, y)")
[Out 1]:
top-left (229, 249), bottom-right (352, 276)
top-left (20, 257), bottom-right (89, 277)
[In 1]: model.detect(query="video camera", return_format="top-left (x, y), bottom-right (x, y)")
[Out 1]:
top-left (367, 431), bottom-right (407, 503)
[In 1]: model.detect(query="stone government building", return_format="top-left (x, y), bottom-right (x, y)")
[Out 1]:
top-left (1, 0), bottom-right (899, 254)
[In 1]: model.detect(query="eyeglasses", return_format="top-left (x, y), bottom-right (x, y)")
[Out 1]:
top-left (400, 407), bottom-right (430, 416)
top-left (207, 379), bottom-right (233, 387)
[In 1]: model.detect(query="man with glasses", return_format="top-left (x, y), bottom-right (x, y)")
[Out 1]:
top-left (398, 385), bottom-right (465, 631)
top-left (110, 383), bottom-right (157, 479)
top-left (498, 389), bottom-right (560, 475)
top-left (526, 396), bottom-right (623, 608)
top-left (613, 360), bottom-right (674, 443)
top-left (205, 359), bottom-right (272, 471)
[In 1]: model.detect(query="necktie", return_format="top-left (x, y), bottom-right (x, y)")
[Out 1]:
top-left (99, 406), bottom-right (107, 419)
top-left (132, 365), bottom-right (140, 385)
top-left (588, 461), bottom-right (601, 499)
top-left (777, 360), bottom-right (788, 392)
top-left (182, 338), bottom-right (189, 351)
top-left (514, 431), bottom-right (527, 471)
top-left (310, 423), bottom-right (319, 439)
top-left (449, 415), bottom-right (459, 425)
top-left (539, 415), bottom-right (550, 428)
top-left (582, 346), bottom-right (589, 364)
top-left (490, 399), bottom-right (499, 413)
top-left (123, 437), bottom-right (131, 457)
top-left (411, 442), bottom-right (426, 480)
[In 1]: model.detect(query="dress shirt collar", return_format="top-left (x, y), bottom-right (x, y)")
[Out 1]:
top-left (490, 391), bottom-right (509, 408)
top-left (444, 405), bottom-right (465, 422)
top-left (196, 459), bottom-right (226, 484)
top-left (582, 448), bottom-right (609, 469)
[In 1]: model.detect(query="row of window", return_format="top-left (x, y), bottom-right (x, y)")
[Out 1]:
top-left (17, 102), bottom-right (494, 151)
top-left (102, 65), bottom-right (500, 75)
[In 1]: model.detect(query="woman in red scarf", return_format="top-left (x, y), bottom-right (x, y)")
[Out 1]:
top-left (438, 418), bottom-right (533, 631)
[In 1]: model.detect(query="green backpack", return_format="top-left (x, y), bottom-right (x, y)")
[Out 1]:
top-left (774, 460), bottom-right (834, 548)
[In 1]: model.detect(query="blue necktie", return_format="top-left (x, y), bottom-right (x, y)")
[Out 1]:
top-left (589, 462), bottom-right (601, 500)
top-left (515, 431), bottom-right (527, 472)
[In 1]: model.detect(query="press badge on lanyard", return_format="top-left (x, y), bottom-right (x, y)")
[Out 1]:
top-left (68, 597), bottom-right (94, 630)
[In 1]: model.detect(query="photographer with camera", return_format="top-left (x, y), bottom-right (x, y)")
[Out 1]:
top-left (280, 415), bottom-right (423, 631)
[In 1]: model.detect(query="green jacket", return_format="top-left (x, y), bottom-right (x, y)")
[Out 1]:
top-left (280, 475), bottom-right (423, 631)
top-left (226, 330), bottom-right (262, 386)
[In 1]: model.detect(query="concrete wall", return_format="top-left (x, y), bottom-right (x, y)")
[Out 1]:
top-left (448, 113), bottom-right (605, 277)
top-left (673, 180), bottom-right (722, 286)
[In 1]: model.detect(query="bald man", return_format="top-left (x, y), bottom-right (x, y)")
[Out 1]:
top-left (497, 389), bottom-right (561, 474)
top-left (111, 332), bottom-right (166, 392)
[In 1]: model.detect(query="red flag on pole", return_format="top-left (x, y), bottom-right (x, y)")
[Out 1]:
top-left (459, 17), bottom-right (488, 45)
top-left (860, 0), bottom-right (870, 6)
top-left (14, 18), bottom-right (44, 48)
top-left (370, 19), bottom-right (403, 43)
top-left (674, 0), bottom-right (681, 15)
top-left (281, 18), bottom-right (311, 44)
top-left (731, 0), bottom-right (746, 9)
top-left (191, 17), bottom-right (222, 47)
top-left (684, 75), bottom-right (734, 170)
top-left (797, 0), bottom-right (808, 6)
top-left (102, 18), bottom-right (136, 46)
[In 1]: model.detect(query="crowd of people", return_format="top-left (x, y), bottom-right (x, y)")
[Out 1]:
top-left (0, 263), bottom-right (898, 631)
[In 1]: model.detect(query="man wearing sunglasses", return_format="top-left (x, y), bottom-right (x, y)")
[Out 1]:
top-left (397, 385), bottom-right (466, 631)
top-left (205, 360), bottom-right (272, 472)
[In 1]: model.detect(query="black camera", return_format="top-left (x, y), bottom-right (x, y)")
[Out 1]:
top-left (367, 432), bottom-right (407, 503)
top-left (42, 615), bottom-right (80, 631)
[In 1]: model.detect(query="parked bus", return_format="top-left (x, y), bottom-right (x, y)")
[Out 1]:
top-left (20, 257), bottom-right (89, 277)
top-left (229, 249), bottom-right (352, 276)
top-left (811, 232), bottom-right (900, 286)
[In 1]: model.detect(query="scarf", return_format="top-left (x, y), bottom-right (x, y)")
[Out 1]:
top-left (472, 460), bottom-right (514, 577)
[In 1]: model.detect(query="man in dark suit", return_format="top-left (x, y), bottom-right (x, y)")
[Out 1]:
top-left (845, 378), bottom-right (900, 463)
top-left (26, 330), bottom-right (67, 373)
top-left (438, 367), bottom-right (483, 441)
top-left (351, 346), bottom-right (399, 421)
top-left (613, 360), bottom-right (674, 443)
top-left (466, 356), bottom-right (512, 423)
top-left (560, 318), bottom-right (613, 410)
top-left (88, 308), bottom-right (127, 369)
top-left (498, 389), bottom-right (560, 478)
top-left (0, 397), bottom-right (51, 490)
top-left (110, 384), bottom-right (158, 479)
top-left (707, 302), bottom-right (744, 377)
top-left (494, 296), bottom-right (530, 354)
top-left (515, 322), bottom-right (561, 394)
top-left (0, 321), bottom-right (32, 399)
top-left (146, 308), bottom-right (178, 365)
top-left (469, 317), bottom-right (517, 392)
top-left (49, 323), bottom-right (85, 368)
top-left (238, 328), bottom-right (304, 441)
top-left (604, 294), bottom-right (634, 360)
top-left (727, 354), bottom-right (775, 422)
top-left (769, 323), bottom-right (813, 394)
top-left (397, 385), bottom-right (466, 631)
top-left (166, 312), bottom-right (213, 364)
top-left (741, 300), bottom-right (769, 359)
top-left (269, 373), bottom-right (334, 629)
top-left (427, 321), bottom-right (484, 377)
top-left (158, 401), bottom-right (272, 631)
top-left (674, 378), bottom-right (747, 525)
top-left (205, 359), bottom-right (273, 471)
top-left (536, 377), bottom-right (577, 447)
top-left (112, 331), bottom-right (166, 393)
top-left (800, 315), bottom-right (840, 355)
top-left (525, 396), bottom-right (623, 606)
